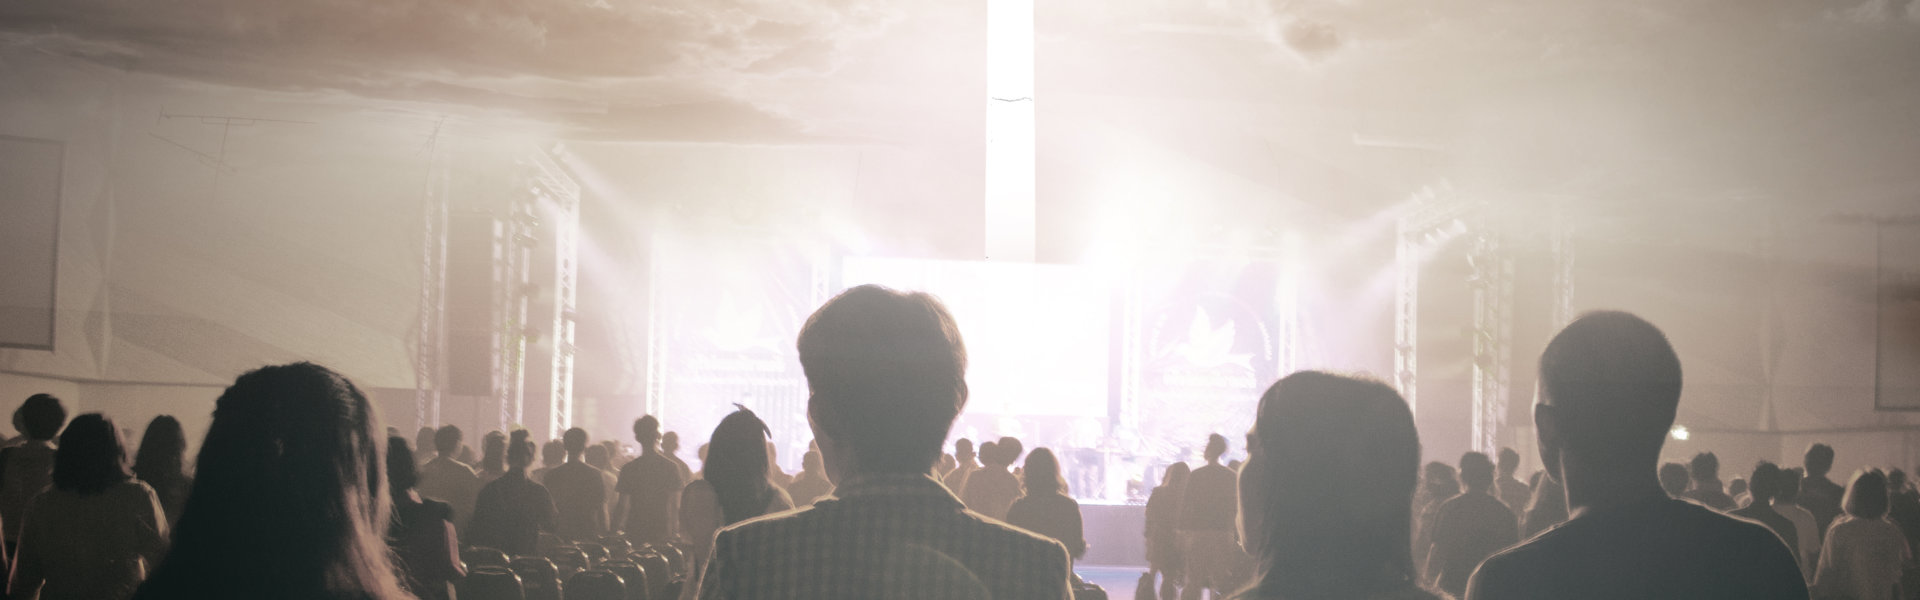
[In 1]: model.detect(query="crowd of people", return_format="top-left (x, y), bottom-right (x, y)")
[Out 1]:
top-left (0, 287), bottom-right (1914, 599)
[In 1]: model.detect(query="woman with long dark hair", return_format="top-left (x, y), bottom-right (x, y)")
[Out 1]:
top-left (466, 429), bottom-right (555, 556)
top-left (1235, 371), bottom-right (1439, 600)
top-left (134, 362), bottom-right (414, 599)
top-left (679, 407), bottom-right (793, 580)
top-left (477, 431), bottom-right (508, 485)
top-left (386, 437), bottom-right (464, 600)
top-left (1006, 448), bottom-right (1086, 559)
top-left (132, 415), bottom-right (192, 526)
top-left (9, 413), bottom-right (167, 600)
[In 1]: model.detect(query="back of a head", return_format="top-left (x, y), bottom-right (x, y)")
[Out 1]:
top-left (1023, 448), bottom-right (1064, 496)
top-left (803, 448), bottom-right (823, 472)
top-left (633, 415), bottom-right (661, 447)
top-left (134, 415), bottom-right (188, 484)
top-left (1163, 462), bottom-right (1191, 489)
top-left (1459, 452), bottom-right (1495, 492)
top-left (585, 445), bottom-right (610, 470)
top-left (144, 362), bottom-right (407, 598)
top-left (1805, 443), bottom-right (1835, 477)
top-left (54, 413), bottom-right (132, 495)
top-left (1244, 371), bottom-right (1420, 598)
top-left (662, 430), bottom-right (679, 452)
top-left (1689, 452), bottom-right (1720, 482)
top-left (1497, 447), bottom-right (1520, 477)
top-left (955, 438), bottom-right (974, 458)
top-left (388, 436), bottom-right (419, 492)
top-left (1424, 462), bottom-right (1460, 498)
top-left (508, 430), bottom-right (535, 470)
top-left (978, 441), bottom-right (999, 467)
top-left (541, 439), bottom-right (564, 466)
top-left (1538, 311), bottom-right (1682, 467)
top-left (705, 407), bottom-right (773, 525)
top-left (482, 431), bottom-right (508, 471)
top-left (1747, 461), bottom-right (1781, 503)
top-left (1205, 433), bottom-right (1229, 462)
top-left (1843, 468), bottom-right (1889, 519)
top-left (563, 428), bottom-right (589, 456)
top-left (996, 436), bottom-right (1024, 467)
top-left (434, 425), bottom-right (463, 458)
top-left (1659, 462), bottom-right (1691, 497)
top-left (799, 285), bottom-right (966, 475)
top-left (415, 427), bottom-right (435, 453)
top-left (20, 393), bottom-right (67, 441)
top-left (1778, 467), bottom-right (1805, 503)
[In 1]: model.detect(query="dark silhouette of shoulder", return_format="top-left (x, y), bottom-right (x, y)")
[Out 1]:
top-left (1468, 497), bottom-right (1807, 600)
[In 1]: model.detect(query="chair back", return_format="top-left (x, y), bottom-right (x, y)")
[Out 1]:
top-left (509, 556), bottom-right (563, 600)
top-left (599, 536), bottom-right (634, 557)
top-left (631, 551), bottom-right (674, 600)
top-left (548, 547), bottom-right (590, 578)
top-left (463, 547), bottom-right (512, 569)
top-left (603, 560), bottom-right (650, 600)
top-left (458, 566), bottom-right (524, 600)
top-left (576, 541), bottom-right (611, 565)
top-left (566, 569), bottom-right (628, 600)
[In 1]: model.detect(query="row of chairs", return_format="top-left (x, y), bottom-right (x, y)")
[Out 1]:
top-left (459, 537), bottom-right (693, 600)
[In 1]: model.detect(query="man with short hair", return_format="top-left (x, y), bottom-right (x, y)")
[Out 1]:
top-left (1659, 462), bottom-right (1691, 498)
top-left (1798, 443), bottom-right (1844, 538)
top-left (1178, 433), bottom-right (1239, 600)
top-left (532, 439), bottom-right (565, 484)
top-left (1494, 448), bottom-right (1531, 519)
top-left (943, 438), bottom-right (979, 494)
top-left (1729, 462), bottom-right (1799, 563)
top-left (1428, 452), bottom-right (1521, 598)
top-left (697, 284), bottom-right (1071, 599)
top-left (1685, 452), bottom-right (1737, 511)
top-left (662, 431), bottom-right (694, 483)
top-left (417, 425), bottom-right (482, 528)
top-left (1774, 468), bottom-right (1820, 579)
top-left (1465, 311), bottom-right (1807, 600)
top-left (545, 427), bottom-right (609, 541)
top-left (1, 394), bottom-right (65, 548)
top-left (614, 415), bottom-right (685, 545)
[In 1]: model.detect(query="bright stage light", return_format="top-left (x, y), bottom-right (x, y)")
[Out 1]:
top-left (1669, 424), bottom-right (1690, 441)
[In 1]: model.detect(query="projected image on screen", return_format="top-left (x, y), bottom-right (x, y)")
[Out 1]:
top-left (841, 258), bottom-right (1109, 419)
top-left (0, 136), bottom-right (63, 350)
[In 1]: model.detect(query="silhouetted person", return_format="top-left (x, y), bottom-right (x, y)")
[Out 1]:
top-left (1813, 469), bottom-right (1909, 600)
top-left (1237, 371), bottom-right (1440, 600)
top-left (695, 284), bottom-right (1072, 599)
top-left (1731, 478), bottom-right (1750, 505)
top-left (766, 440), bottom-right (794, 490)
top-left (663, 431), bottom-right (694, 484)
top-left (545, 427), bottom-right (608, 541)
top-left (531, 439), bottom-right (564, 484)
top-left (1886, 470), bottom-right (1920, 559)
top-left (2, 393), bottom-right (66, 554)
top-left (1007, 448), bottom-right (1086, 560)
top-left (1494, 448), bottom-right (1530, 520)
top-left (787, 448), bottom-right (833, 507)
top-left (939, 452), bottom-right (958, 478)
top-left (135, 362), bottom-right (415, 599)
top-left (1776, 468), bottom-right (1821, 580)
top-left (1685, 452), bottom-right (1737, 511)
top-left (682, 407), bottom-right (794, 586)
top-left (944, 438), bottom-right (979, 495)
top-left (386, 437), bottom-right (463, 600)
top-left (614, 415), bottom-right (684, 545)
top-left (583, 444), bottom-right (621, 522)
top-left (413, 427), bottom-right (437, 466)
top-left (416, 425), bottom-right (480, 529)
top-left (1521, 473), bottom-right (1568, 538)
top-left (1427, 451), bottom-right (1520, 597)
top-left (476, 430), bottom-right (508, 485)
top-left (1729, 462), bottom-right (1800, 564)
top-left (10, 413), bottom-right (165, 600)
top-left (963, 436), bottom-right (1023, 520)
top-left (1178, 433), bottom-right (1239, 600)
top-left (1465, 312), bottom-right (1806, 599)
top-left (1801, 443), bottom-right (1846, 540)
top-left (1659, 462), bottom-right (1691, 498)
top-left (132, 415), bottom-right (193, 526)
top-left (468, 429), bottom-right (556, 556)
top-left (1146, 462), bottom-right (1190, 600)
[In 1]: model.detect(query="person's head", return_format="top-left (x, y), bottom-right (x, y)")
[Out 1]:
top-left (803, 448), bottom-right (824, 474)
top-left (585, 444), bottom-right (611, 470)
top-left (434, 425), bottom-right (462, 459)
top-left (1460, 451), bottom-right (1495, 493)
top-left (1535, 311), bottom-right (1682, 482)
top-left (134, 414), bottom-right (189, 483)
top-left (540, 439), bottom-right (565, 467)
top-left (995, 436), bottom-right (1024, 469)
top-left (662, 430), bottom-right (680, 453)
top-left (1892, 470), bottom-right (1910, 495)
top-left (1162, 462), bottom-right (1191, 489)
top-left (1659, 462), bottom-right (1690, 497)
top-left (506, 430), bottom-right (535, 471)
top-left (1423, 461), bottom-right (1460, 499)
top-left (1804, 443), bottom-right (1835, 478)
top-left (633, 415), bottom-right (661, 450)
top-left (563, 427), bottom-right (588, 459)
top-left (387, 436), bottom-right (419, 493)
top-left (415, 427), bottom-right (435, 457)
top-left (479, 430), bottom-right (507, 472)
top-left (1689, 452), bottom-right (1720, 484)
top-left (938, 453), bottom-right (956, 474)
top-left (1022, 447), bottom-right (1066, 496)
top-left (53, 413), bottom-right (133, 495)
top-left (798, 284), bottom-right (966, 479)
top-left (143, 362), bottom-right (408, 598)
top-left (1205, 433), bottom-right (1229, 463)
top-left (1747, 462), bottom-right (1781, 505)
top-left (955, 438), bottom-right (975, 462)
top-left (1497, 447), bottom-right (1520, 478)
top-left (978, 441), bottom-right (999, 467)
top-left (705, 406), bottom-right (775, 525)
top-left (1843, 468), bottom-right (1889, 520)
top-left (1779, 467), bottom-right (1805, 503)
top-left (1239, 371), bottom-right (1421, 599)
top-left (1728, 478), bottom-right (1748, 499)
top-left (19, 393), bottom-right (67, 441)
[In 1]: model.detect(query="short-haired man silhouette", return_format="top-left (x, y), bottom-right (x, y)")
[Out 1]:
top-left (1685, 452), bottom-right (1736, 511)
top-left (1493, 448), bottom-right (1531, 518)
top-left (614, 415), bottom-right (685, 545)
top-left (1466, 311), bottom-right (1807, 600)
top-left (1729, 461), bottom-right (1799, 562)
top-left (1798, 443), bottom-right (1844, 539)
top-left (1659, 462), bottom-right (1691, 498)
top-left (416, 424), bottom-right (481, 528)
top-left (696, 285), bottom-right (1071, 599)
top-left (1427, 451), bottom-right (1519, 597)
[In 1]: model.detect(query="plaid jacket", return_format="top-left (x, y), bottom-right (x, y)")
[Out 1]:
top-left (697, 473), bottom-right (1073, 600)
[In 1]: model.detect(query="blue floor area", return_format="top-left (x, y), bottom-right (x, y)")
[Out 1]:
top-left (1079, 565), bottom-right (1149, 600)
